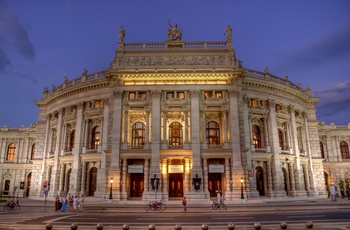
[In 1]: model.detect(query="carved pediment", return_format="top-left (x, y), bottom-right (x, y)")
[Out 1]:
top-left (249, 106), bottom-right (268, 116)
top-left (203, 98), bottom-right (226, 107)
top-left (127, 100), bottom-right (149, 107)
top-left (276, 110), bottom-right (290, 120)
top-left (84, 107), bottom-right (104, 119)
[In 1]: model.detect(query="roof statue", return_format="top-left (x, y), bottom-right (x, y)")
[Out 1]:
top-left (167, 19), bottom-right (182, 41)
top-left (224, 24), bottom-right (232, 42)
top-left (119, 26), bottom-right (125, 43)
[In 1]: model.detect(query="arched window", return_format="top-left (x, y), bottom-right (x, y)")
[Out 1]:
top-left (31, 143), bottom-right (35, 160)
top-left (340, 141), bottom-right (349, 159)
top-left (206, 121), bottom-right (220, 145)
top-left (278, 129), bottom-right (284, 150)
top-left (91, 126), bottom-right (100, 149)
top-left (69, 130), bottom-right (75, 151)
top-left (7, 143), bottom-right (16, 161)
top-left (320, 141), bottom-right (325, 158)
top-left (252, 125), bottom-right (261, 148)
top-left (132, 122), bottom-right (145, 148)
top-left (169, 122), bottom-right (183, 146)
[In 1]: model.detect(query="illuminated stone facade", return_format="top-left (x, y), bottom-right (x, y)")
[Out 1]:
top-left (1, 25), bottom-right (349, 202)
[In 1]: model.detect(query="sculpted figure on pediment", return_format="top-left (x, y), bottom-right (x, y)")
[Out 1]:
top-left (167, 19), bottom-right (183, 41)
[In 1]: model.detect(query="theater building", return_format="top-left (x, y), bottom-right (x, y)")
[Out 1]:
top-left (1, 24), bottom-right (349, 202)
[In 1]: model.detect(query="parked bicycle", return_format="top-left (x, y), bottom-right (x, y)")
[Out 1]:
top-left (212, 197), bottom-right (227, 210)
top-left (3, 199), bottom-right (21, 210)
top-left (145, 200), bottom-right (166, 211)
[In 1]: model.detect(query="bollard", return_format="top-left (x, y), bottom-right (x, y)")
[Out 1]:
top-left (175, 224), bottom-right (182, 230)
top-left (305, 221), bottom-right (313, 228)
top-left (45, 222), bottom-right (53, 230)
top-left (71, 223), bottom-right (78, 230)
top-left (122, 224), bottom-right (130, 230)
top-left (280, 221), bottom-right (287, 229)
top-left (148, 224), bottom-right (156, 230)
top-left (254, 222), bottom-right (261, 230)
top-left (227, 222), bottom-right (235, 230)
top-left (96, 223), bottom-right (103, 230)
top-left (201, 223), bottom-right (209, 230)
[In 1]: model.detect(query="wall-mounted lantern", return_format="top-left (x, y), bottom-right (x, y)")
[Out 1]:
top-left (192, 173), bottom-right (202, 190)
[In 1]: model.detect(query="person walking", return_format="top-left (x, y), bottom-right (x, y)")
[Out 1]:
top-left (61, 196), bottom-right (67, 212)
top-left (79, 194), bottom-right (85, 212)
top-left (73, 195), bottom-right (79, 212)
top-left (55, 195), bottom-right (60, 211)
top-left (182, 197), bottom-right (187, 211)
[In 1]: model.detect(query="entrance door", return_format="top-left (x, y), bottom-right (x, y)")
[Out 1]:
top-left (169, 173), bottom-right (183, 197)
top-left (208, 173), bottom-right (222, 197)
top-left (89, 167), bottom-right (97, 196)
top-left (256, 166), bottom-right (265, 196)
top-left (130, 173), bottom-right (144, 197)
top-left (26, 173), bottom-right (32, 197)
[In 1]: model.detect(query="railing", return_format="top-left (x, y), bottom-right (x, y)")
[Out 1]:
top-left (123, 41), bottom-right (227, 50)
top-left (246, 69), bottom-right (303, 92)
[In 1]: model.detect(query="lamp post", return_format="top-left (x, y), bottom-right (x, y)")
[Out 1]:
top-left (109, 178), bottom-right (113, 200)
top-left (240, 177), bottom-right (245, 201)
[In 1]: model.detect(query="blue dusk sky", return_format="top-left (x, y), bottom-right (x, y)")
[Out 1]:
top-left (0, 0), bottom-right (349, 127)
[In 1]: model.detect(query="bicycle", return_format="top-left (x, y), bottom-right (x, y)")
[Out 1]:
top-left (212, 197), bottom-right (227, 210)
top-left (145, 200), bottom-right (166, 211)
top-left (3, 199), bottom-right (21, 210)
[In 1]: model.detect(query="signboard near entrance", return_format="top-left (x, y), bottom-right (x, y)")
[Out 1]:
top-left (128, 165), bottom-right (143, 173)
top-left (209, 164), bottom-right (224, 173)
top-left (168, 165), bottom-right (184, 173)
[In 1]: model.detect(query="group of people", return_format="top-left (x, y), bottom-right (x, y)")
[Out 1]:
top-left (55, 194), bottom-right (85, 212)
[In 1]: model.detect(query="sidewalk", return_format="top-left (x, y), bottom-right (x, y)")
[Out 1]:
top-left (7, 196), bottom-right (350, 213)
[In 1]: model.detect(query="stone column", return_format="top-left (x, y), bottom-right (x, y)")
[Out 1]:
top-left (144, 110), bottom-right (150, 149)
top-left (224, 158), bottom-right (231, 198)
top-left (263, 118), bottom-right (270, 151)
top-left (143, 158), bottom-right (150, 194)
top-left (267, 100), bottom-right (285, 197)
top-left (228, 90), bottom-right (245, 198)
top-left (161, 111), bottom-right (167, 149)
top-left (59, 163), bottom-right (65, 194)
top-left (184, 157), bottom-right (190, 194)
top-left (184, 111), bottom-right (189, 148)
top-left (123, 110), bottom-right (129, 148)
top-left (203, 158), bottom-right (209, 198)
top-left (161, 158), bottom-right (168, 199)
top-left (70, 103), bottom-right (84, 194)
top-left (83, 119), bottom-right (89, 153)
top-left (80, 162), bottom-right (87, 195)
top-left (288, 162), bottom-right (296, 196)
top-left (223, 111), bottom-right (229, 149)
top-left (266, 161), bottom-right (273, 197)
top-left (201, 111), bottom-right (207, 149)
top-left (121, 158), bottom-right (128, 200)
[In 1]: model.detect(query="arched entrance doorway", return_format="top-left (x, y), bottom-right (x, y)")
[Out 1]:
top-left (324, 171), bottom-right (329, 197)
top-left (256, 166), bottom-right (265, 196)
top-left (89, 167), bottom-right (97, 196)
top-left (26, 172), bottom-right (32, 197)
top-left (65, 168), bottom-right (71, 194)
top-left (282, 168), bottom-right (289, 196)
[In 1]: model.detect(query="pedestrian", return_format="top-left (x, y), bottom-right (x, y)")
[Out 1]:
top-left (73, 195), bottom-right (79, 212)
top-left (79, 194), bottom-right (85, 212)
top-left (61, 196), bottom-right (67, 212)
top-left (69, 195), bottom-right (74, 211)
top-left (346, 189), bottom-right (350, 200)
top-left (182, 196), bottom-right (187, 211)
top-left (55, 195), bottom-right (60, 211)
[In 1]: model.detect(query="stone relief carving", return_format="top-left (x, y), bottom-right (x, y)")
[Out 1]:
top-left (119, 55), bottom-right (226, 67)
top-left (129, 113), bottom-right (146, 124)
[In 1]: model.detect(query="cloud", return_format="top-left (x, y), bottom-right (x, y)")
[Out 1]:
top-left (274, 25), bottom-right (350, 74)
top-left (0, 0), bottom-right (35, 72)
top-left (314, 82), bottom-right (350, 125)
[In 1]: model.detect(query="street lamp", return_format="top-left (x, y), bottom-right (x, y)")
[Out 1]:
top-left (240, 177), bottom-right (245, 200)
top-left (109, 178), bottom-right (113, 200)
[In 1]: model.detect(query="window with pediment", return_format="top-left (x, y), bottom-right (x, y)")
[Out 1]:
top-left (132, 122), bottom-right (145, 148)
top-left (206, 121), bottom-right (220, 145)
top-left (7, 143), bottom-right (16, 161)
top-left (51, 129), bottom-right (57, 152)
top-left (169, 122), bottom-right (183, 146)
top-left (91, 126), bottom-right (100, 149)
top-left (340, 141), bottom-right (350, 159)
top-left (320, 141), bottom-right (325, 158)
top-left (278, 129), bottom-right (285, 150)
top-left (297, 127), bottom-right (304, 152)
top-left (252, 125), bottom-right (262, 148)
top-left (68, 130), bottom-right (75, 151)
top-left (31, 143), bottom-right (35, 160)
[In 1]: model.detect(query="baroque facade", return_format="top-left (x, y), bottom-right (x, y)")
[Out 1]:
top-left (1, 24), bottom-right (349, 202)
